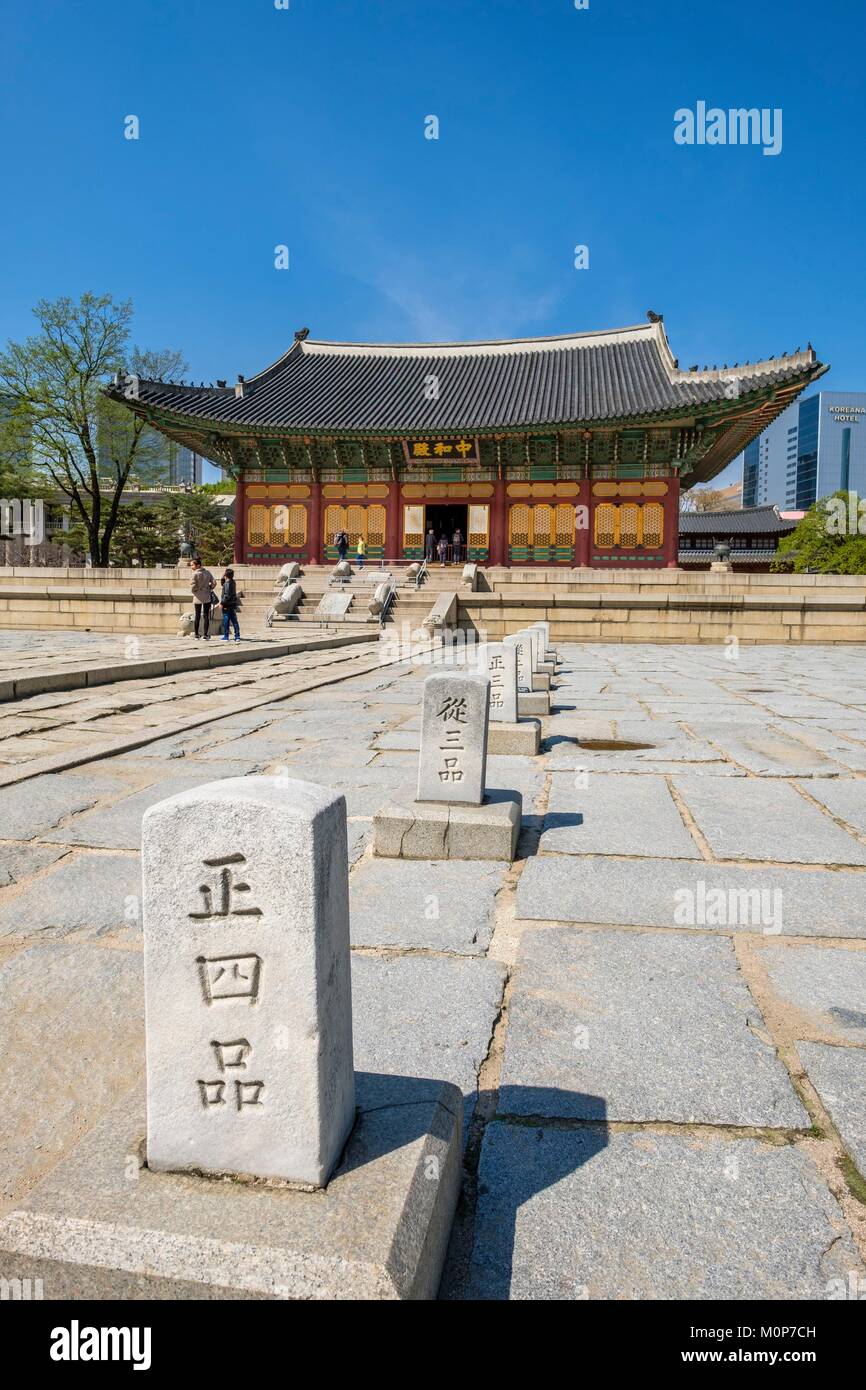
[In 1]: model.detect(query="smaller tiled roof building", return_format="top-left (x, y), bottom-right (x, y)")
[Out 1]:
top-left (679, 504), bottom-right (796, 570)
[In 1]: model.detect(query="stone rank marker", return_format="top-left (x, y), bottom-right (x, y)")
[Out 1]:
top-left (417, 671), bottom-right (490, 807)
top-left (375, 672), bottom-right (522, 861)
top-left (504, 632), bottom-right (534, 693)
top-left (142, 776), bottom-right (355, 1188)
top-left (480, 642), bottom-right (518, 723)
top-left (479, 641), bottom-right (540, 756)
top-left (505, 630), bottom-right (551, 718)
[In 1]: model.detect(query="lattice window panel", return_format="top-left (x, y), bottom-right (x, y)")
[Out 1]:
top-left (594, 503), bottom-right (616, 548)
top-left (509, 504), bottom-right (531, 547)
top-left (324, 504), bottom-right (345, 546)
top-left (366, 504), bottom-right (386, 549)
top-left (247, 504), bottom-right (268, 545)
top-left (619, 503), bottom-right (640, 548)
top-left (268, 503), bottom-right (306, 547)
top-left (554, 504), bottom-right (575, 548)
top-left (345, 505), bottom-right (365, 545)
top-left (642, 502), bottom-right (664, 548)
top-left (533, 504), bottom-right (553, 547)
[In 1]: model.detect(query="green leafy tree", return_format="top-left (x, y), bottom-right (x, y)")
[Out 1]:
top-left (0, 393), bottom-right (45, 500)
top-left (772, 492), bottom-right (866, 574)
top-left (63, 490), bottom-right (233, 568)
top-left (197, 478), bottom-right (236, 496)
top-left (157, 491), bottom-right (234, 566)
top-left (0, 292), bottom-right (185, 566)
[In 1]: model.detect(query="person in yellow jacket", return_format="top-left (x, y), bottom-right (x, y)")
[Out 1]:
top-left (356, 536), bottom-right (366, 570)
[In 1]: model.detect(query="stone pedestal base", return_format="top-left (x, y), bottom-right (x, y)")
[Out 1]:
top-left (373, 792), bottom-right (522, 862)
top-left (531, 672), bottom-right (551, 692)
top-left (539, 661), bottom-right (555, 678)
top-left (0, 1075), bottom-right (462, 1301)
top-left (519, 691), bottom-right (550, 717)
top-left (488, 719), bottom-right (541, 757)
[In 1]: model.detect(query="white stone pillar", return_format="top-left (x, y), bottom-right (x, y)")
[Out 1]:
top-left (142, 776), bottom-right (355, 1188)
top-left (479, 642), bottom-right (518, 723)
top-left (504, 632), bottom-right (534, 693)
top-left (417, 672), bottom-right (490, 806)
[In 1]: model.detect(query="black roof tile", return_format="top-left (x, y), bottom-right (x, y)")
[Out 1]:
top-left (109, 323), bottom-right (824, 435)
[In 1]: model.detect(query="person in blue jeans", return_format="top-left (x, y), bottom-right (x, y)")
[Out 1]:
top-left (220, 567), bottom-right (241, 641)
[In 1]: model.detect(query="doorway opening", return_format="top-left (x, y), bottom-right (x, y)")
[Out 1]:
top-left (424, 504), bottom-right (468, 564)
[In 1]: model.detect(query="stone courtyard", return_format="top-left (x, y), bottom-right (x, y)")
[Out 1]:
top-left (1, 631), bottom-right (865, 1299)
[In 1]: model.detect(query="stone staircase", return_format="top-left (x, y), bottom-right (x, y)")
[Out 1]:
top-left (235, 564), bottom-right (466, 637)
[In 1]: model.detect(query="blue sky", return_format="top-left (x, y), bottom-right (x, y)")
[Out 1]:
top-left (1, 0), bottom-right (864, 484)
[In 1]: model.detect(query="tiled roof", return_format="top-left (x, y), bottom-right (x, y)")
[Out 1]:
top-left (679, 505), bottom-right (796, 536)
top-left (108, 323), bottom-right (823, 434)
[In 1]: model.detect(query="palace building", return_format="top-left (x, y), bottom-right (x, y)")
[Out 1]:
top-left (108, 317), bottom-right (826, 569)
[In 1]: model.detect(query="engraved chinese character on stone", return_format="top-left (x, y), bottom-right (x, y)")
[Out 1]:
top-left (189, 853), bottom-right (263, 920)
top-left (197, 953), bottom-right (262, 1004)
top-left (211, 1038), bottom-right (252, 1070)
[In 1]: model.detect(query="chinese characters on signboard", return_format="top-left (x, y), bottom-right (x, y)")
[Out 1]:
top-left (403, 437), bottom-right (479, 464)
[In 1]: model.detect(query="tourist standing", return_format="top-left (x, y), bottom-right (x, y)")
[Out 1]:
top-left (219, 567), bottom-right (241, 642)
top-left (437, 534), bottom-right (449, 566)
top-left (190, 557), bottom-right (216, 640)
top-left (336, 529), bottom-right (349, 563)
top-left (425, 527), bottom-right (436, 562)
top-left (356, 535), bottom-right (366, 569)
top-left (452, 528), bottom-right (464, 565)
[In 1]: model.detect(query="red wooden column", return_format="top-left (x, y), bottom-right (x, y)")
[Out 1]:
top-left (233, 479), bottom-right (246, 564)
top-left (490, 479), bottom-right (508, 566)
top-left (576, 482), bottom-right (591, 566)
top-left (385, 480), bottom-right (401, 562)
top-left (307, 481), bottom-right (323, 564)
top-left (663, 475), bottom-right (680, 568)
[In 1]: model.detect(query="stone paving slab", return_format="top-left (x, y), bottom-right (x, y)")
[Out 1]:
top-left (0, 843), bottom-right (67, 887)
top-left (347, 820), bottom-right (370, 866)
top-left (673, 775), bottom-right (866, 866)
top-left (515, 855), bottom-right (866, 937)
top-left (275, 763), bottom-right (415, 818)
top-left (0, 853), bottom-right (143, 939)
top-left (799, 780), bottom-right (866, 838)
top-left (760, 946), bottom-right (866, 1043)
top-left (351, 954), bottom-right (505, 1125)
top-left (349, 857), bottom-right (505, 954)
top-left (40, 764), bottom-right (262, 849)
top-left (499, 929), bottom-right (806, 1126)
top-left (0, 941), bottom-right (145, 1208)
top-left (2, 772), bottom-right (126, 842)
top-left (469, 1127), bottom-right (863, 1300)
top-left (540, 772), bottom-right (699, 858)
top-left (783, 723), bottom-right (866, 773)
top-left (797, 1043), bottom-right (866, 1177)
top-left (682, 721), bottom-right (845, 777)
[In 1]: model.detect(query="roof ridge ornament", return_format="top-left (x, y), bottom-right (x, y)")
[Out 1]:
top-left (294, 327), bottom-right (310, 341)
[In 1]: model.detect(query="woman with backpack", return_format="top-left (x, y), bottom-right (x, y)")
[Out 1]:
top-left (219, 567), bottom-right (241, 642)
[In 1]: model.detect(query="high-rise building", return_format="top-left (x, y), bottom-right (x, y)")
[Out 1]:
top-left (741, 391), bottom-right (866, 510)
top-left (97, 421), bottom-right (201, 486)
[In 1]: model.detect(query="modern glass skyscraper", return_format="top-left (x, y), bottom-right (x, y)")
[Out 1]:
top-left (741, 391), bottom-right (866, 509)
top-left (97, 423), bottom-right (201, 486)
